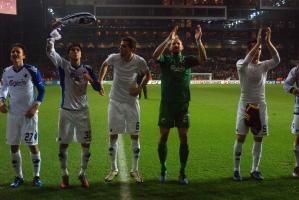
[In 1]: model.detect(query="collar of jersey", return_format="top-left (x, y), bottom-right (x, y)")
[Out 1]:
top-left (172, 53), bottom-right (183, 58)
top-left (12, 65), bottom-right (24, 73)
top-left (70, 63), bottom-right (83, 70)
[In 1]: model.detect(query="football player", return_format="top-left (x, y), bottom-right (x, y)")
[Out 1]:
top-left (0, 43), bottom-right (45, 188)
top-left (283, 65), bottom-right (299, 177)
top-left (98, 36), bottom-right (150, 183)
top-left (46, 27), bottom-right (99, 189)
top-left (152, 25), bottom-right (207, 184)
top-left (233, 27), bottom-right (280, 181)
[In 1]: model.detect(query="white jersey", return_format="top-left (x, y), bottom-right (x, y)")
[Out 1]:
top-left (0, 64), bottom-right (45, 115)
top-left (236, 53), bottom-right (280, 103)
top-left (105, 53), bottom-right (148, 103)
top-left (283, 65), bottom-right (299, 114)
top-left (47, 40), bottom-right (99, 110)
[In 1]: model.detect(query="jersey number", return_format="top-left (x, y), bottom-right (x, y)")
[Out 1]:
top-left (84, 131), bottom-right (91, 141)
top-left (24, 132), bottom-right (34, 143)
top-left (136, 122), bottom-right (140, 131)
top-left (262, 125), bottom-right (267, 133)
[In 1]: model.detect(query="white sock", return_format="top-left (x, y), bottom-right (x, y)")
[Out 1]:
top-left (31, 152), bottom-right (41, 177)
top-left (233, 141), bottom-right (243, 172)
top-left (59, 148), bottom-right (68, 176)
top-left (11, 151), bottom-right (23, 178)
top-left (109, 137), bottom-right (118, 171)
top-left (79, 147), bottom-right (90, 175)
top-left (131, 138), bottom-right (140, 172)
top-left (251, 141), bottom-right (262, 172)
top-left (294, 144), bottom-right (299, 167)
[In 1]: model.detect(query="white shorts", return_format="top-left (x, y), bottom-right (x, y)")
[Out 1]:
top-left (108, 99), bottom-right (140, 135)
top-left (291, 114), bottom-right (299, 134)
top-left (57, 108), bottom-right (92, 144)
top-left (6, 113), bottom-right (39, 145)
top-left (235, 101), bottom-right (268, 137)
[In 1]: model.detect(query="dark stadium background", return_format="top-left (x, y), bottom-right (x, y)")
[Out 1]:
top-left (0, 0), bottom-right (298, 81)
top-left (1, 2), bottom-right (299, 200)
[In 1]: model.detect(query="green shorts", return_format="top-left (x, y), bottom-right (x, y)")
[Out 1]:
top-left (158, 101), bottom-right (190, 128)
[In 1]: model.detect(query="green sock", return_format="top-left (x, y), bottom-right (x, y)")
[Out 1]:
top-left (158, 143), bottom-right (167, 172)
top-left (179, 143), bottom-right (189, 174)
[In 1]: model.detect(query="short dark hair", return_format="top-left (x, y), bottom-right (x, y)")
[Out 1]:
top-left (10, 43), bottom-right (28, 57)
top-left (121, 36), bottom-right (137, 49)
top-left (67, 43), bottom-right (82, 54)
top-left (247, 40), bottom-right (257, 50)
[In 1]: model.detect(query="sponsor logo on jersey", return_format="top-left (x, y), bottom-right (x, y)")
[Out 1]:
top-left (170, 64), bottom-right (185, 72)
top-left (70, 72), bottom-right (83, 83)
top-left (9, 79), bottom-right (26, 87)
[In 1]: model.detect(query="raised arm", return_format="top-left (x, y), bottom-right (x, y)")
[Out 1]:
top-left (194, 25), bottom-right (207, 65)
top-left (238, 29), bottom-right (262, 68)
top-left (265, 27), bottom-right (280, 63)
top-left (152, 26), bottom-right (178, 60)
top-left (98, 62), bottom-right (109, 96)
top-left (46, 28), bottom-right (63, 67)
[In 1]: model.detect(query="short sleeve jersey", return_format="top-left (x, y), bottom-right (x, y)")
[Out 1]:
top-left (105, 53), bottom-right (148, 103)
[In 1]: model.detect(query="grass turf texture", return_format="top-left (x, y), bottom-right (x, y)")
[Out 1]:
top-left (0, 84), bottom-right (298, 200)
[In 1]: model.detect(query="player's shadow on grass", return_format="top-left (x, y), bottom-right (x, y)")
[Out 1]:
top-left (1, 177), bottom-right (299, 200)
top-left (0, 182), bottom-right (125, 200)
top-left (129, 176), bottom-right (299, 200)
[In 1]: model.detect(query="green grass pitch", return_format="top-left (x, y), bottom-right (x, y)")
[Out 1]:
top-left (0, 84), bottom-right (299, 200)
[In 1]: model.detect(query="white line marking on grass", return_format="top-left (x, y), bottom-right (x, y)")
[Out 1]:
top-left (118, 134), bottom-right (132, 200)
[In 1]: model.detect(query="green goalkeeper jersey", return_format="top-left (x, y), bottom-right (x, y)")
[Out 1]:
top-left (158, 54), bottom-right (199, 103)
